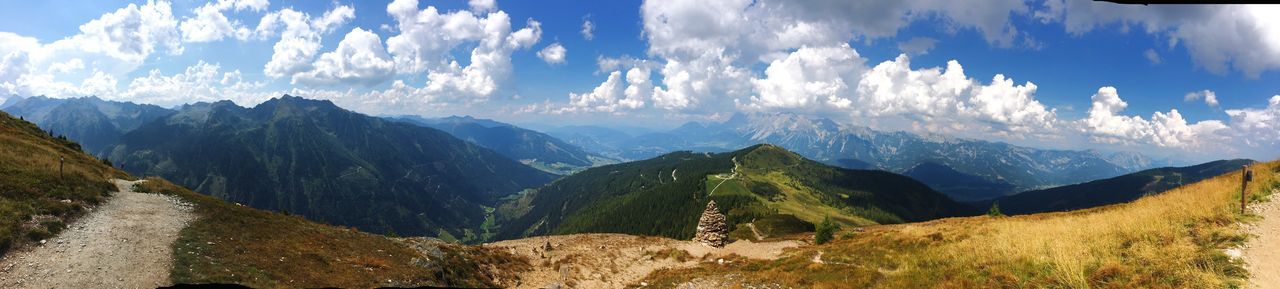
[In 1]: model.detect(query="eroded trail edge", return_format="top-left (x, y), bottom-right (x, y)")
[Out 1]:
top-left (0, 179), bottom-right (196, 288)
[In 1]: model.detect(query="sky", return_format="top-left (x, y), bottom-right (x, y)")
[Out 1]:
top-left (0, 0), bottom-right (1277, 161)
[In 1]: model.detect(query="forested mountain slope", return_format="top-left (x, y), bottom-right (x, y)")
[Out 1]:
top-left (109, 95), bottom-right (556, 241)
top-left (497, 144), bottom-right (973, 240)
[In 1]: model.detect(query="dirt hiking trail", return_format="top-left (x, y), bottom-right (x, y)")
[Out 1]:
top-left (0, 179), bottom-right (196, 288)
top-left (1246, 188), bottom-right (1280, 289)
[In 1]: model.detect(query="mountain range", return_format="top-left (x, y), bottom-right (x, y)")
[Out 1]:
top-left (390, 115), bottom-right (615, 175)
top-left (105, 96), bottom-right (556, 241)
top-left (1, 96), bottom-right (171, 156)
top-left (547, 112), bottom-right (1180, 201)
top-left (3, 95), bottom-right (1205, 242)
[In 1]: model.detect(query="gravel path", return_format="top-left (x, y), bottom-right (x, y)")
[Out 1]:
top-left (1246, 189), bottom-right (1280, 289)
top-left (0, 179), bottom-right (195, 289)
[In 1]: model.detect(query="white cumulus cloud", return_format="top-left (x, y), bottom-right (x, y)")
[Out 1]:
top-left (1183, 89), bottom-right (1219, 107)
top-left (468, 0), bottom-right (497, 13)
top-left (178, 0), bottom-right (268, 42)
top-left (1081, 86), bottom-right (1229, 149)
top-left (558, 67), bottom-right (652, 113)
top-left (1224, 95), bottom-right (1280, 149)
top-left (121, 61), bottom-right (270, 107)
top-left (748, 44), bottom-right (864, 110)
top-left (537, 43), bottom-right (567, 65)
top-left (293, 27), bottom-right (395, 86)
top-left (0, 1), bottom-right (184, 98)
top-left (1037, 2), bottom-right (1280, 77)
top-left (634, 0), bottom-right (1033, 114)
top-left (259, 5), bottom-right (355, 79)
top-left (384, 0), bottom-right (541, 103)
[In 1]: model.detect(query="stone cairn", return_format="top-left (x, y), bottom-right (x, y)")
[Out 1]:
top-left (694, 200), bottom-right (729, 247)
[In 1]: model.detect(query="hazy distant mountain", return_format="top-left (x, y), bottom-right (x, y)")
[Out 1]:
top-left (1, 96), bottom-right (172, 156)
top-left (990, 159), bottom-right (1255, 215)
top-left (545, 125), bottom-right (636, 160)
top-left (497, 144), bottom-right (973, 240)
top-left (560, 112), bottom-right (1179, 200)
top-left (902, 162), bottom-right (1017, 202)
top-left (109, 95), bottom-right (556, 242)
top-left (392, 115), bottom-right (616, 175)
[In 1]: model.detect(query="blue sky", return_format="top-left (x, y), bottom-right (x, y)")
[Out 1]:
top-left (0, 0), bottom-right (1277, 160)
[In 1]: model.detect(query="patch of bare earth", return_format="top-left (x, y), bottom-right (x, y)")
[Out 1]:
top-left (1245, 189), bottom-right (1280, 289)
top-left (0, 179), bottom-right (195, 288)
top-left (486, 233), bottom-right (801, 288)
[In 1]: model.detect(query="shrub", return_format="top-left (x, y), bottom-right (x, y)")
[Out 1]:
top-left (26, 228), bottom-right (50, 241)
top-left (987, 202), bottom-right (1005, 217)
top-left (41, 220), bottom-right (65, 235)
top-left (815, 216), bottom-right (838, 244)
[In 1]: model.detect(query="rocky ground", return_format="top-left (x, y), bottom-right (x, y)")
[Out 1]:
top-left (486, 233), bottom-right (802, 289)
top-left (0, 179), bottom-right (195, 289)
top-left (1244, 189), bottom-right (1280, 289)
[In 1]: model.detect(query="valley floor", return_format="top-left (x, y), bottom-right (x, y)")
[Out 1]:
top-left (0, 179), bottom-right (194, 288)
top-left (486, 233), bottom-right (802, 288)
top-left (1245, 187), bottom-right (1280, 288)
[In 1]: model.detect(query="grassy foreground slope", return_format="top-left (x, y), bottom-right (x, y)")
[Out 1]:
top-left (0, 110), bottom-right (124, 255)
top-left (643, 160), bottom-right (1278, 288)
top-left (135, 178), bottom-right (528, 288)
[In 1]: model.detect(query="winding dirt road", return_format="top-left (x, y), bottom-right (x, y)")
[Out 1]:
top-left (0, 179), bottom-right (195, 288)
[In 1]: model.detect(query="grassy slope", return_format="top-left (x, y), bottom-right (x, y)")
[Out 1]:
top-left (994, 159), bottom-right (1255, 215)
top-left (0, 111), bottom-right (123, 255)
top-left (135, 178), bottom-right (529, 288)
top-left (643, 160), bottom-right (1278, 288)
top-left (499, 144), bottom-right (969, 241)
top-left (0, 111), bottom-right (529, 287)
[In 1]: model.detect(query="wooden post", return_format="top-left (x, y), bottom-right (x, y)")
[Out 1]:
top-left (1242, 165), bottom-right (1250, 214)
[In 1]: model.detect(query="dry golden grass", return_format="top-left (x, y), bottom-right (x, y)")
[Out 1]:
top-left (136, 177), bottom-right (531, 288)
top-left (642, 161), bottom-right (1278, 288)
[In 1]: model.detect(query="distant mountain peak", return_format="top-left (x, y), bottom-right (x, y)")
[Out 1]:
top-left (252, 95), bottom-right (346, 120)
top-left (268, 94), bottom-right (339, 108)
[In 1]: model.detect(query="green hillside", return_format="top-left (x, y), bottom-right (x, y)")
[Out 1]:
top-left (109, 95), bottom-right (556, 241)
top-left (991, 159), bottom-right (1255, 214)
top-left (496, 144), bottom-right (973, 241)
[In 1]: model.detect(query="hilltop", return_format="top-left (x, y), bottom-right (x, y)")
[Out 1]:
top-left (496, 144), bottom-right (973, 241)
